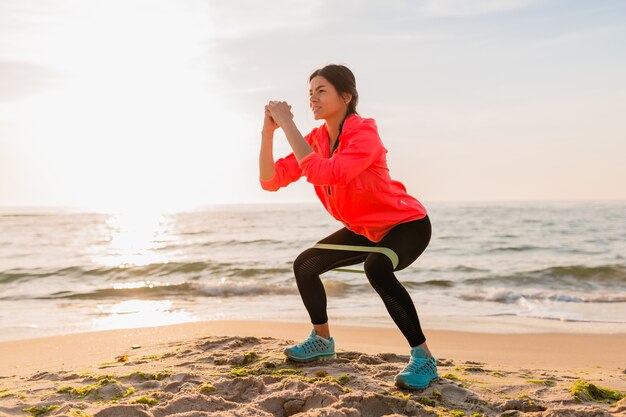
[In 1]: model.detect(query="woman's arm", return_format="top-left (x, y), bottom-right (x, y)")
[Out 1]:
top-left (266, 101), bottom-right (314, 162)
top-left (259, 130), bottom-right (277, 181)
top-left (281, 119), bottom-right (314, 162)
top-left (298, 118), bottom-right (384, 186)
top-left (266, 101), bottom-right (382, 186)
top-left (259, 106), bottom-right (279, 181)
top-left (258, 105), bottom-right (305, 191)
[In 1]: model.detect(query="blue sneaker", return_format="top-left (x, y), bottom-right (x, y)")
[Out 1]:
top-left (394, 346), bottom-right (438, 389)
top-left (284, 329), bottom-right (336, 362)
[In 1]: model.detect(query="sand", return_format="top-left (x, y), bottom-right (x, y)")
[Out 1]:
top-left (1, 320), bottom-right (625, 417)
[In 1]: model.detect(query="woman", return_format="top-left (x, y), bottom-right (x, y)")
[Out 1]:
top-left (259, 64), bottom-right (437, 390)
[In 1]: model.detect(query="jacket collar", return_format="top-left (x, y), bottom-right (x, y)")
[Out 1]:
top-left (318, 113), bottom-right (360, 139)
top-left (314, 113), bottom-right (361, 156)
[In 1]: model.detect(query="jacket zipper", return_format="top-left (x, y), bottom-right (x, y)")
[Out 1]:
top-left (323, 126), bottom-right (350, 228)
top-left (327, 186), bottom-right (350, 228)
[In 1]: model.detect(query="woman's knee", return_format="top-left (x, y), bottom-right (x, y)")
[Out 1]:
top-left (363, 253), bottom-right (393, 282)
top-left (293, 248), bottom-right (323, 280)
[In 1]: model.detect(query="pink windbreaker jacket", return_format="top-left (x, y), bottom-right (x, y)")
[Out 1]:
top-left (260, 113), bottom-right (427, 242)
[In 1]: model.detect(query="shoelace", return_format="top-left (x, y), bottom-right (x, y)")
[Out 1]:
top-left (403, 356), bottom-right (437, 375)
top-left (297, 335), bottom-right (329, 353)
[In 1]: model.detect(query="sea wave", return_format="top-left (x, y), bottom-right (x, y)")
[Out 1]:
top-left (201, 239), bottom-right (285, 247)
top-left (463, 263), bottom-right (626, 289)
top-left (426, 265), bottom-right (488, 273)
top-left (488, 244), bottom-right (547, 252)
top-left (404, 279), bottom-right (456, 289)
top-left (480, 312), bottom-right (626, 323)
top-left (31, 280), bottom-right (298, 300)
top-left (459, 288), bottom-right (626, 304)
top-left (0, 261), bottom-right (294, 284)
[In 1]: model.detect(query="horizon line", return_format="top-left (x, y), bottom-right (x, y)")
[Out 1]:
top-left (0, 197), bottom-right (624, 214)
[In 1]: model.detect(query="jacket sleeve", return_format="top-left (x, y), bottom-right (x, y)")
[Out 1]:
top-left (297, 119), bottom-right (384, 186)
top-left (259, 151), bottom-right (303, 192)
top-left (259, 129), bottom-right (318, 191)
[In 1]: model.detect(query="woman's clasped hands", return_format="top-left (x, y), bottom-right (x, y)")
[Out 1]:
top-left (264, 100), bottom-right (293, 130)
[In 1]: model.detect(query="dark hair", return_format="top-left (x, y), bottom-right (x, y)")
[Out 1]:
top-left (309, 64), bottom-right (359, 117)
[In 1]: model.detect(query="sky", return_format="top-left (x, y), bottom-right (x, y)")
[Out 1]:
top-left (0, 0), bottom-right (625, 212)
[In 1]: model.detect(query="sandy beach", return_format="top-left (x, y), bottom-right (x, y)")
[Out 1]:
top-left (1, 320), bottom-right (624, 417)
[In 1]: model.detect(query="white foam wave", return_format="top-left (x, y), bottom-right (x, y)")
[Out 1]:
top-left (459, 287), bottom-right (626, 304)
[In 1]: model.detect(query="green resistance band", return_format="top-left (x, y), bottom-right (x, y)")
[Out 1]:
top-left (312, 243), bottom-right (399, 273)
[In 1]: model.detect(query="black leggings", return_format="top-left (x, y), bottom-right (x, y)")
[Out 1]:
top-left (293, 215), bottom-right (432, 347)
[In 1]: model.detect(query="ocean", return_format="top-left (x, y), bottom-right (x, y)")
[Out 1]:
top-left (1, 201), bottom-right (625, 342)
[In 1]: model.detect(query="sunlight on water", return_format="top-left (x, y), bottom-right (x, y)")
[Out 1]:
top-left (91, 299), bottom-right (194, 331)
top-left (89, 210), bottom-right (180, 267)
top-left (112, 281), bottom-right (160, 290)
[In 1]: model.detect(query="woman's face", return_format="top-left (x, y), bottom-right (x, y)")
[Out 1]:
top-left (309, 75), bottom-right (350, 121)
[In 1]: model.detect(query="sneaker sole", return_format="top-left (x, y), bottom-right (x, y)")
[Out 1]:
top-left (284, 353), bottom-right (336, 363)
top-left (394, 376), bottom-right (439, 390)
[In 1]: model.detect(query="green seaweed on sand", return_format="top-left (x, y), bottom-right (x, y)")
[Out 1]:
top-left (57, 377), bottom-right (124, 399)
top-left (230, 365), bottom-right (303, 378)
top-left (454, 365), bottom-right (486, 373)
top-left (81, 373), bottom-right (115, 381)
top-left (137, 354), bottom-right (166, 360)
top-left (441, 372), bottom-right (484, 386)
top-left (22, 405), bottom-right (61, 416)
top-left (305, 373), bottom-right (350, 385)
top-left (435, 407), bottom-right (466, 417)
top-left (525, 379), bottom-right (556, 386)
top-left (430, 388), bottom-right (442, 401)
top-left (391, 391), bottom-right (412, 401)
top-left (415, 395), bottom-right (436, 406)
top-left (67, 411), bottom-right (92, 417)
top-left (124, 370), bottom-right (174, 380)
top-left (198, 383), bottom-right (217, 395)
top-left (513, 393), bottom-right (547, 410)
top-left (242, 351), bottom-right (259, 365)
top-left (67, 410), bottom-right (93, 417)
top-left (0, 388), bottom-right (25, 399)
top-left (378, 390), bottom-right (412, 401)
top-left (133, 395), bottom-right (158, 406)
top-left (571, 379), bottom-right (625, 404)
top-left (227, 356), bottom-right (308, 378)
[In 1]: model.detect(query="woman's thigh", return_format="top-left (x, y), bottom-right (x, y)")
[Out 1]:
top-left (294, 227), bottom-right (372, 275)
top-left (296, 217), bottom-right (431, 275)
top-left (318, 226), bottom-right (374, 246)
top-left (375, 215), bottom-right (432, 271)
